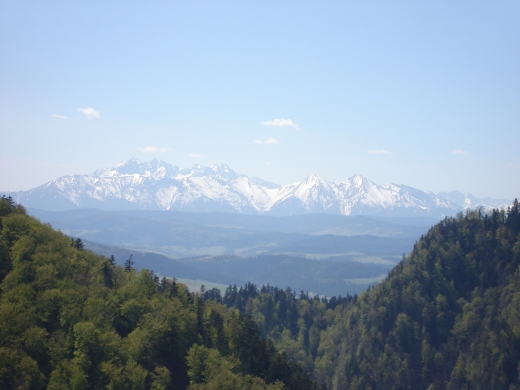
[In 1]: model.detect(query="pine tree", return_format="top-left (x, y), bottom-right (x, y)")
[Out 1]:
top-left (74, 238), bottom-right (84, 251)
top-left (123, 254), bottom-right (134, 272)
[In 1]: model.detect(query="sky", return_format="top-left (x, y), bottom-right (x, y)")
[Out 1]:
top-left (1, 1), bottom-right (519, 199)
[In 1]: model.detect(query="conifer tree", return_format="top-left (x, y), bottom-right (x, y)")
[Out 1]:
top-left (124, 254), bottom-right (134, 271)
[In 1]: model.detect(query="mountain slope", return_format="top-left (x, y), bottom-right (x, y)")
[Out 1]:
top-left (312, 201), bottom-right (520, 389)
top-left (0, 196), bottom-right (319, 390)
top-left (437, 190), bottom-right (512, 211)
top-left (7, 158), bottom-right (479, 218)
top-left (212, 201), bottom-right (520, 389)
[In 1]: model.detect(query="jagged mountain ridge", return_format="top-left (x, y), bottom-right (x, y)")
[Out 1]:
top-left (437, 190), bottom-right (511, 211)
top-left (6, 158), bottom-right (507, 217)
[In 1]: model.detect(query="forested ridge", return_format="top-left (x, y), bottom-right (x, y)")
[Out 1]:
top-left (205, 201), bottom-right (520, 389)
top-left (0, 197), bottom-right (319, 390)
top-left (2, 194), bottom-right (520, 389)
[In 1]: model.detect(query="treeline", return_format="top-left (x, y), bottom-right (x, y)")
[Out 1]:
top-left (204, 202), bottom-right (520, 389)
top-left (199, 282), bottom-right (356, 374)
top-left (0, 196), bottom-right (320, 390)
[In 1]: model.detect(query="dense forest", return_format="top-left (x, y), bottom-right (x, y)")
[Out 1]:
top-left (2, 194), bottom-right (520, 389)
top-left (0, 196), bottom-right (319, 390)
top-left (208, 201), bottom-right (520, 389)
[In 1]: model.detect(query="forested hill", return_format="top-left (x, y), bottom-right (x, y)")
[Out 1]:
top-left (209, 201), bottom-right (520, 389)
top-left (2, 194), bottom-right (520, 390)
top-left (318, 202), bottom-right (520, 389)
top-left (0, 196), bottom-right (320, 390)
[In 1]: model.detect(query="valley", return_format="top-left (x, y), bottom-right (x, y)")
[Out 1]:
top-left (30, 207), bottom-right (434, 295)
top-left (6, 159), bottom-right (511, 297)
top-left (3, 2), bottom-right (518, 388)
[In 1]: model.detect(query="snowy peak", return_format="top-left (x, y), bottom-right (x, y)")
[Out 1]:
top-left (275, 173), bottom-right (338, 213)
top-left (297, 173), bottom-right (334, 193)
top-left (178, 164), bottom-right (214, 178)
top-left (112, 157), bottom-right (145, 175)
top-left (303, 173), bottom-right (325, 183)
top-left (350, 174), bottom-right (373, 188)
top-left (97, 158), bottom-right (179, 180)
top-left (340, 174), bottom-right (377, 192)
top-left (6, 158), bottom-right (512, 217)
top-left (174, 163), bottom-right (239, 181)
top-left (209, 163), bottom-right (239, 181)
top-left (210, 163), bottom-right (231, 173)
top-left (437, 190), bottom-right (512, 211)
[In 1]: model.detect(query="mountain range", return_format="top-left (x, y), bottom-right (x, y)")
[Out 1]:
top-left (6, 158), bottom-right (512, 218)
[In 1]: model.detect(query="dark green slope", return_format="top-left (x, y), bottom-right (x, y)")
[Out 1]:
top-left (313, 203), bottom-right (520, 389)
top-left (211, 203), bottom-right (520, 389)
top-left (0, 197), bottom-right (319, 390)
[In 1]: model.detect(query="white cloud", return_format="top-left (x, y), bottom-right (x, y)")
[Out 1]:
top-left (265, 161), bottom-right (273, 166)
top-left (254, 138), bottom-right (280, 144)
top-left (138, 146), bottom-right (171, 153)
top-left (77, 107), bottom-right (100, 119)
top-left (52, 114), bottom-right (67, 119)
top-left (367, 149), bottom-right (391, 154)
top-left (452, 149), bottom-right (468, 155)
top-left (189, 152), bottom-right (203, 158)
top-left (262, 118), bottom-right (300, 130)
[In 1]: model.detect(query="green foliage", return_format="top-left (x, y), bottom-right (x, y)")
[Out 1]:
top-left (209, 282), bottom-right (354, 379)
top-left (213, 202), bottom-right (520, 389)
top-left (5, 194), bottom-right (520, 389)
top-left (0, 197), bottom-right (318, 390)
top-left (324, 205), bottom-right (520, 389)
top-left (186, 344), bottom-right (286, 390)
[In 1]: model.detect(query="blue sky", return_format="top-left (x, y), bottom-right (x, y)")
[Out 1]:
top-left (1, 1), bottom-right (519, 199)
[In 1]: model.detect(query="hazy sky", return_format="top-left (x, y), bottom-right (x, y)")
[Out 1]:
top-left (1, 1), bottom-right (519, 199)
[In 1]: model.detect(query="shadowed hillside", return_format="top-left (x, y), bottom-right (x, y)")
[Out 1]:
top-left (211, 202), bottom-right (520, 389)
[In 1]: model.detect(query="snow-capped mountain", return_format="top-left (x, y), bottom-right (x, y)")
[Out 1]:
top-left (437, 191), bottom-right (512, 212)
top-left (5, 158), bottom-right (509, 217)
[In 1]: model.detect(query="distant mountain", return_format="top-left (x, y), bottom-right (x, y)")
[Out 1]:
top-left (437, 190), bottom-right (512, 211)
top-left (6, 158), bottom-right (510, 218)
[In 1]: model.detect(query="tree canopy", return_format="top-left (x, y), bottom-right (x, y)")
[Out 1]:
top-left (212, 202), bottom-right (520, 389)
top-left (3, 194), bottom-right (520, 389)
top-left (0, 196), bottom-right (318, 390)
